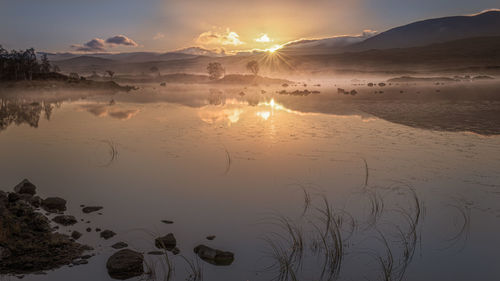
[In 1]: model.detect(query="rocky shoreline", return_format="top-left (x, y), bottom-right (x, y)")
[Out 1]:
top-left (0, 179), bottom-right (235, 280)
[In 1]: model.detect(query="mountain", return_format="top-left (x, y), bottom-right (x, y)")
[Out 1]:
top-left (174, 47), bottom-right (224, 57)
top-left (280, 31), bottom-right (377, 55)
top-left (351, 10), bottom-right (500, 51)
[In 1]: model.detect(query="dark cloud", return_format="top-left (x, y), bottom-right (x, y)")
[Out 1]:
top-left (71, 35), bottom-right (138, 52)
top-left (105, 35), bottom-right (138, 46)
top-left (71, 38), bottom-right (106, 52)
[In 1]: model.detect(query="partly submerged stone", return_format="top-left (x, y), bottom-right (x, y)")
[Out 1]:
top-left (193, 245), bottom-right (234, 266)
top-left (111, 242), bottom-right (128, 249)
top-left (82, 206), bottom-right (103, 214)
top-left (41, 197), bottom-right (67, 212)
top-left (100, 230), bottom-right (116, 240)
top-left (106, 249), bottom-right (144, 280)
top-left (154, 233), bottom-right (176, 250)
top-left (71, 231), bottom-right (82, 240)
top-left (14, 179), bottom-right (37, 196)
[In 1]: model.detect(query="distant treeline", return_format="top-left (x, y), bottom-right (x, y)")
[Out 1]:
top-left (0, 46), bottom-right (60, 81)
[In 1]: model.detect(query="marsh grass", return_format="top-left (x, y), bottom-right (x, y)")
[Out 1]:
top-left (261, 184), bottom-right (424, 281)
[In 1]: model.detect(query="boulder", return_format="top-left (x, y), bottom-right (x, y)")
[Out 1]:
top-left (14, 179), bottom-right (37, 196)
top-left (106, 249), bottom-right (144, 280)
top-left (154, 233), bottom-right (176, 250)
top-left (41, 197), bottom-right (66, 212)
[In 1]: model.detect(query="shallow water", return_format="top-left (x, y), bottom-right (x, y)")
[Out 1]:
top-left (1, 84), bottom-right (500, 281)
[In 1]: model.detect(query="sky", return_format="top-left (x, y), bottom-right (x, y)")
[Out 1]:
top-left (0, 0), bottom-right (498, 53)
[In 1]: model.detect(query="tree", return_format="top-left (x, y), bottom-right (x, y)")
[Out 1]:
top-left (52, 65), bottom-right (60, 73)
top-left (150, 66), bottom-right (160, 76)
top-left (207, 62), bottom-right (225, 80)
top-left (106, 70), bottom-right (115, 79)
top-left (246, 60), bottom-right (259, 76)
top-left (40, 54), bottom-right (51, 73)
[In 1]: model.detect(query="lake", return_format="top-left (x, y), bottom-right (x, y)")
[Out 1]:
top-left (1, 82), bottom-right (500, 281)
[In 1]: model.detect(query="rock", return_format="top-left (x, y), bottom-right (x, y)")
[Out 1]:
top-left (82, 206), bottom-right (103, 214)
top-left (0, 246), bottom-right (12, 261)
top-left (193, 245), bottom-right (234, 266)
top-left (52, 215), bottom-right (77, 226)
top-left (96, 228), bottom-right (101, 232)
top-left (367, 83), bottom-right (374, 87)
top-left (14, 179), bottom-right (36, 196)
top-left (106, 249), bottom-right (144, 280)
top-left (7, 193), bottom-right (20, 202)
top-left (72, 259), bottom-right (88, 265)
top-left (111, 242), bottom-right (128, 249)
top-left (161, 220), bottom-right (173, 224)
top-left (350, 90), bottom-right (358, 95)
top-left (28, 196), bottom-right (42, 208)
top-left (147, 251), bottom-right (164, 255)
top-left (160, 82), bottom-right (166, 86)
top-left (41, 197), bottom-right (66, 212)
top-left (378, 82), bottom-right (386, 87)
top-left (172, 247), bottom-right (180, 255)
top-left (86, 227), bottom-right (92, 232)
top-left (0, 191), bottom-right (91, 275)
top-left (155, 233), bottom-right (176, 250)
top-left (100, 230), bottom-right (116, 240)
top-left (71, 231), bottom-right (82, 240)
top-left (206, 235), bottom-right (216, 241)
top-left (239, 91), bottom-right (245, 96)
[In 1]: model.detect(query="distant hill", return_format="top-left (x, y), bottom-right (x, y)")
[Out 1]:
top-left (280, 31), bottom-right (377, 55)
top-left (351, 10), bottom-right (500, 51)
top-left (298, 36), bottom-right (500, 73)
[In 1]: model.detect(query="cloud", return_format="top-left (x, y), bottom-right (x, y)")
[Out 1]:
top-left (196, 28), bottom-right (244, 46)
top-left (71, 35), bottom-right (139, 52)
top-left (255, 34), bottom-right (272, 43)
top-left (105, 35), bottom-right (138, 46)
top-left (71, 38), bottom-right (106, 52)
top-left (153, 32), bottom-right (165, 40)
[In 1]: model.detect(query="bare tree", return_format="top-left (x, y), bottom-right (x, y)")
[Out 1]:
top-left (246, 60), bottom-right (259, 76)
top-left (40, 54), bottom-right (51, 73)
top-left (106, 70), bottom-right (115, 79)
top-left (150, 66), bottom-right (160, 77)
top-left (207, 62), bottom-right (225, 80)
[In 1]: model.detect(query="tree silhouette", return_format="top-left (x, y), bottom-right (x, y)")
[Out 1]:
top-left (40, 54), bottom-right (51, 73)
top-left (106, 70), bottom-right (115, 79)
top-left (150, 66), bottom-right (160, 76)
top-left (207, 62), bottom-right (225, 80)
top-left (246, 60), bottom-right (259, 76)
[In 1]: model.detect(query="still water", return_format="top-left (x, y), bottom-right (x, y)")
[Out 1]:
top-left (1, 84), bottom-right (500, 281)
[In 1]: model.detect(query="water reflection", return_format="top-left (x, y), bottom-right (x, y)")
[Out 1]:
top-left (80, 103), bottom-right (139, 120)
top-left (0, 99), bottom-right (58, 131)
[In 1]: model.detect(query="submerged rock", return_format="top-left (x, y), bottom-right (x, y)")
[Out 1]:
top-left (14, 179), bottom-right (37, 196)
top-left (106, 249), bottom-right (144, 280)
top-left (41, 197), bottom-right (67, 212)
top-left (155, 233), bottom-right (176, 250)
top-left (193, 245), bottom-right (234, 266)
top-left (82, 206), bottom-right (103, 214)
top-left (206, 235), bottom-right (216, 241)
top-left (52, 215), bottom-right (77, 226)
top-left (100, 230), bottom-right (116, 240)
top-left (161, 220), bottom-right (174, 224)
top-left (111, 242), bottom-right (128, 249)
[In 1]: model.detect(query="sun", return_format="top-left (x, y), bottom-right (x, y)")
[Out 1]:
top-left (267, 44), bottom-right (282, 53)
